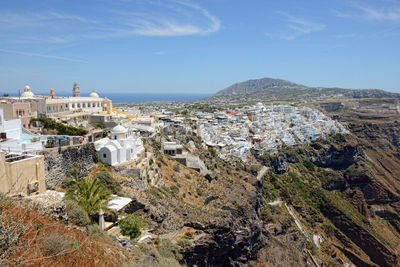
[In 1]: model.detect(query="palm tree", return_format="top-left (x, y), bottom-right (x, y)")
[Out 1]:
top-left (65, 178), bottom-right (112, 216)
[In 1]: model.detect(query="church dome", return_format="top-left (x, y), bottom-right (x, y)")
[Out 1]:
top-left (112, 125), bottom-right (127, 133)
top-left (90, 92), bottom-right (99, 98)
top-left (22, 84), bottom-right (34, 97)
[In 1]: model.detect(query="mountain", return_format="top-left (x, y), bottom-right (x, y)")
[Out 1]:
top-left (213, 78), bottom-right (308, 97)
top-left (210, 77), bottom-right (400, 102)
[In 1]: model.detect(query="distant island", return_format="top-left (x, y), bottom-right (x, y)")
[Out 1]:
top-left (206, 77), bottom-right (400, 103)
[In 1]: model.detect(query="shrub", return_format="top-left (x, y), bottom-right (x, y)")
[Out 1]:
top-left (260, 206), bottom-right (274, 223)
top-left (42, 233), bottom-right (75, 257)
top-left (93, 151), bottom-right (100, 163)
top-left (118, 214), bottom-right (146, 240)
top-left (196, 187), bottom-right (204, 196)
top-left (87, 224), bottom-right (111, 241)
top-left (303, 160), bottom-right (315, 172)
top-left (44, 142), bottom-right (54, 148)
top-left (208, 148), bottom-right (217, 158)
top-left (95, 171), bottom-right (121, 194)
top-left (185, 174), bottom-right (191, 180)
top-left (0, 212), bottom-right (28, 259)
top-left (322, 223), bottom-right (335, 237)
top-left (30, 117), bottom-right (87, 136)
top-left (173, 165), bottom-right (180, 172)
top-left (184, 229), bottom-right (194, 238)
top-left (169, 185), bottom-right (179, 196)
top-left (65, 200), bottom-right (90, 226)
top-left (306, 240), bottom-right (318, 255)
top-left (158, 239), bottom-right (182, 261)
top-left (96, 122), bottom-right (104, 129)
top-left (177, 238), bottom-right (191, 248)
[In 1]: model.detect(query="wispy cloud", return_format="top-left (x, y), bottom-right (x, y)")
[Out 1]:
top-left (0, 49), bottom-right (88, 63)
top-left (356, 5), bottom-right (400, 21)
top-left (97, 0), bottom-right (221, 37)
top-left (334, 1), bottom-right (400, 22)
top-left (0, 0), bottom-right (220, 62)
top-left (267, 12), bottom-right (325, 40)
top-left (0, 0), bottom-right (220, 40)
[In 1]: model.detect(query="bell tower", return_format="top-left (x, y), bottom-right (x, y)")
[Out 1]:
top-left (72, 82), bottom-right (80, 97)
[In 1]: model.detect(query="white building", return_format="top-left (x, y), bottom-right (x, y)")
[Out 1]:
top-left (94, 125), bottom-right (144, 166)
top-left (0, 108), bottom-right (44, 153)
top-left (9, 84), bottom-right (113, 118)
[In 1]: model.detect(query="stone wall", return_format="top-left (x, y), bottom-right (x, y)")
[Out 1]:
top-left (39, 144), bottom-right (97, 189)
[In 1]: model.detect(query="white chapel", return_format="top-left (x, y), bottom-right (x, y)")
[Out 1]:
top-left (94, 125), bottom-right (144, 165)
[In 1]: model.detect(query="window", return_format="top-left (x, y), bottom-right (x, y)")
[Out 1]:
top-left (103, 153), bottom-right (106, 158)
top-left (114, 136), bottom-right (117, 140)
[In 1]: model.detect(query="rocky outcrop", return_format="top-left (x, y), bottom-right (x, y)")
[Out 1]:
top-left (183, 218), bottom-right (269, 267)
top-left (318, 102), bottom-right (344, 112)
top-left (182, 183), bottom-right (268, 267)
top-left (270, 156), bottom-right (287, 174)
top-left (10, 191), bottom-right (67, 221)
top-left (41, 144), bottom-right (97, 189)
top-left (308, 138), bottom-right (359, 170)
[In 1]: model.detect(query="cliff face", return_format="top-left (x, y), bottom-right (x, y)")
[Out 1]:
top-left (41, 144), bottom-right (97, 189)
top-left (119, 139), bottom-right (272, 266)
top-left (182, 184), bottom-right (268, 266)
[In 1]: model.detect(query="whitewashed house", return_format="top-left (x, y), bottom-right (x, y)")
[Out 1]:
top-left (0, 108), bottom-right (44, 153)
top-left (94, 125), bottom-right (144, 166)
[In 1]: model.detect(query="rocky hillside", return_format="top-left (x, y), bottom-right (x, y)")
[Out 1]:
top-left (209, 77), bottom-right (399, 103)
top-left (254, 132), bottom-right (400, 266)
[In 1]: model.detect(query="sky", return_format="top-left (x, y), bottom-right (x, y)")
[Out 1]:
top-left (0, 0), bottom-right (399, 95)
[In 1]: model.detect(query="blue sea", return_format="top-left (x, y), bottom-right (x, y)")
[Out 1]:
top-left (102, 93), bottom-right (211, 103)
top-left (3, 92), bottom-right (211, 103)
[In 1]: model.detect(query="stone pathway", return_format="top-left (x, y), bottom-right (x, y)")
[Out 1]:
top-left (257, 166), bottom-right (269, 180)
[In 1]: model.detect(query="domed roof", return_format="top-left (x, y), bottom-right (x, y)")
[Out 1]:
top-left (21, 91), bottom-right (34, 98)
top-left (112, 125), bottom-right (127, 133)
top-left (90, 92), bottom-right (99, 98)
top-left (24, 85), bottom-right (31, 92)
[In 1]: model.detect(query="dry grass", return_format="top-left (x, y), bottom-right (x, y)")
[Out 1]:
top-left (0, 197), bottom-right (132, 267)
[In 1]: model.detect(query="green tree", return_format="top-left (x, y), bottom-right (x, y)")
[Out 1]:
top-left (118, 214), bottom-right (146, 240)
top-left (65, 178), bottom-right (112, 216)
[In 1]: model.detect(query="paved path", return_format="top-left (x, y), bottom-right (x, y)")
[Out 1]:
top-left (257, 166), bottom-right (269, 180)
top-left (284, 203), bottom-right (311, 241)
top-left (267, 199), bottom-right (283, 206)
